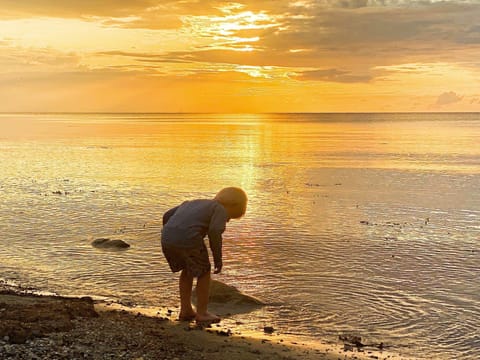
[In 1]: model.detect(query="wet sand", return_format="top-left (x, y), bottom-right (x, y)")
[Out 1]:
top-left (0, 282), bottom-right (396, 360)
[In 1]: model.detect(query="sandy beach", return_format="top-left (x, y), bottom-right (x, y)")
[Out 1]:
top-left (0, 281), bottom-right (394, 360)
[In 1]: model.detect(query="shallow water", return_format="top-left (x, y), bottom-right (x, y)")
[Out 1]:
top-left (1, 113), bottom-right (479, 358)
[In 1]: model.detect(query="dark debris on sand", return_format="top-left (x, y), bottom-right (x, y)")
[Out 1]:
top-left (0, 289), bottom-right (304, 360)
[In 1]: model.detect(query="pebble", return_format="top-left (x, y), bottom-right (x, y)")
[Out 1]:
top-left (263, 326), bottom-right (275, 334)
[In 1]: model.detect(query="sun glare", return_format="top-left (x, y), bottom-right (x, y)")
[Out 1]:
top-left (236, 65), bottom-right (271, 78)
top-left (182, 7), bottom-right (280, 52)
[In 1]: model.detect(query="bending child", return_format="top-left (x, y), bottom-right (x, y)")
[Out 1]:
top-left (161, 187), bottom-right (248, 323)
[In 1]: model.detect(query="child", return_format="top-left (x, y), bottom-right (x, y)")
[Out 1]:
top-left (161, 187), bottom-right (247, 323)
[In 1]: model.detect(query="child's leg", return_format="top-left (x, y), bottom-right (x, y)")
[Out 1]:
top-left (179, 269), bottom-right (196, 320)
top-left (195, 271), bottom-right (220, 323)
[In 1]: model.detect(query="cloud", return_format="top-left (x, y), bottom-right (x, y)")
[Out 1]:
top-left (95, 50), bottom-right (186, 63)
top-left (456, 24), bottom-right (480, 44)
top-left (77, 0), bottom-right (480, 84)
top-left (0, 1), bottom-right (231, 29)
top-left (3, 1), bottom-right (480, 54)
top-left (2, 0), bottom-right (480, 112)
top-left (99, 14), bottom-right (182, 30)
top-left (293, 68), bottom-right (373, 83)
top-left (0, 0), bottom-right (155, 18)
top-left (168, 2), bottom-right (480, 80)
top-left (312, 0), bottom-right (480, 6)
top-left (0, 46), bottom-right (81, 73)
top-left (435, 91), bottom-right (463, 106)
top-left (273, 2), bottom-right (479, 48)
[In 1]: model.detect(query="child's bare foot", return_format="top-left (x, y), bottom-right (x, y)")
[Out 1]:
top-left (178, 310), bottom-right (197, 321)
top-left (195, 312), bottom-right (221, 324)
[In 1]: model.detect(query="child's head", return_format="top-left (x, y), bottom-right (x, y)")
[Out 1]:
top-left (214, 187), bottom-right (247, 219)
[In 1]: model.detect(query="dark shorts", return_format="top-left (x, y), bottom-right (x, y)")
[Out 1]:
top-left (161, 243), bottom-right (211, 278)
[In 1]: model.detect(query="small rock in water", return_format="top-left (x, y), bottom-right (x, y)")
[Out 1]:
top-left (91, 238), bottom-right (130, 249)
top-left (263, 326), bottom-right (275, 334)
top-left (339, 334), bottom-right (365, 350)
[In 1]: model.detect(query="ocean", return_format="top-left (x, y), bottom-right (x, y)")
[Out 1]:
top-left (0, 113), bottom-right (479, 359)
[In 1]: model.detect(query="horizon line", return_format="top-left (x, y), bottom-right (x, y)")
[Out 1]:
top-left (1, 111), bottom-right (480, 115)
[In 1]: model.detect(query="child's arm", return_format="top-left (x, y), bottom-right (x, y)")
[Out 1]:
top-left (208, 205), bottom-right (227, 274)
top-left (162, 206), bottom-right (179, 225)
top-left (208, 233), bottom-right (222, 274)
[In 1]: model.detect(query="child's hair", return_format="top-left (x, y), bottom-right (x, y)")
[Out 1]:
top-left (214, 187), bottom-right (248, 219)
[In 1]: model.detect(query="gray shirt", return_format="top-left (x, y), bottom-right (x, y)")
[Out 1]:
top-left (161, 199), bottom-right (228, 266)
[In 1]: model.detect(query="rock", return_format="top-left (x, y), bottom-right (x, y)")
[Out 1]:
top-left (210, 280), bottom-right (265, 305)
top-left (0, 296), bottom-right (98, 344)
top-left (339, 334), bottom-right (365, 349)
top-left (216, 329), bottom-right (232, 337)
top-left (194, 280), bottom-right (265, 306)
top-left (91, 238), bottom-right (130, 249)
top-left (8, 327), bottom-right (30, 344)
top-left (263, 326), bottom-right (274, 334)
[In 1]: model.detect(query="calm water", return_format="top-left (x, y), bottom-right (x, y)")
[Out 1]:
top-left (1, 113), bottom-right (479, 359)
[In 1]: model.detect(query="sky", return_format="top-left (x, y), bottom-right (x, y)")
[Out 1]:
top-left (1, 0), bottom-right (480, 113)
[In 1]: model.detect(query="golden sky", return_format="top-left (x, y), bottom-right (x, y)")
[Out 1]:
top-left (1, 0), bottom-right (479, 112)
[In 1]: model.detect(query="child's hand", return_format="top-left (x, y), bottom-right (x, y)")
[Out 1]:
top-left (214, 262), bottom-right (223, 274)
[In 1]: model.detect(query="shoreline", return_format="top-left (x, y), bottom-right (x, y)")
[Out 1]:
top-left (0, 280), bottom-right (403, 360)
